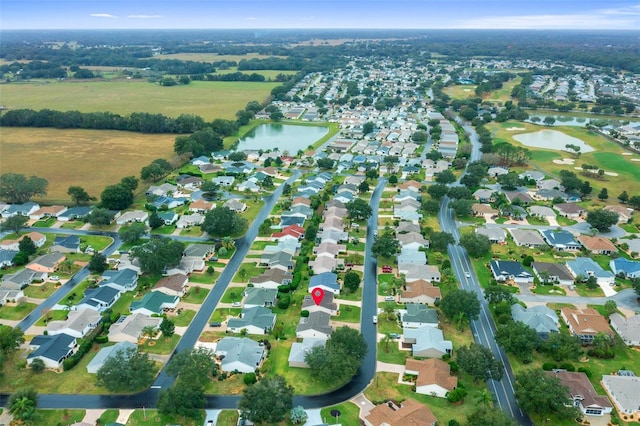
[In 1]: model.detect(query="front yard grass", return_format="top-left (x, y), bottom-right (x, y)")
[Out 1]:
top-left (221, 286), bottom-right (246, 303)
top-left (232, 262), bottom-right (266, 283)
top-left (216, 410), bottom-right (239, 426)
top-left (336, 287), bottom-right (362, 302)
top-left (377, 340), bottom-right (410, 364)
top-left (35, 309), bottom-right (67, 326)
top-left (0, 301), bottom-right (37, 320)
top-left (24, 282), bottom-right (59, 299)
top-left (171, 308), bottom-right (196, 326)
top-left (182, 286), bottom-right (209, 304)
top-left (573, 284), bottom-right (605, 297)
top-left (332, 305), bottom-right (361, 323)
top-left (32, 217), bottom-right (57, 227)
top-left (139, 334), bottom-right (180, 355)
top-left (32, 409), bottom-right (85, 426)
top-left (126, 409), bottom-right (203, 426)
top-left (320, 402), bottom-right (360, 426)
top-left (188, 271), bottom-right (219, 284)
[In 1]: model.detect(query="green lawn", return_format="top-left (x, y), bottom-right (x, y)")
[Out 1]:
top-left (97, 409), bottom-right (119, 425)
top-left (0, 302), bottom-right (37, 320)
top-left (32, 409), bottom-right (85, 426)
top-left (336, 287), bottom-right (362, 301)
top-left (188, 271), bottom-right (219, 284)
top-left (139, 334), bottom-right (180, 355)
top-left (80, 235), bottom-right (113, 251)
top-left (126, 409), bottom-right (203, 426)
top-left (182, 286), bottom-right (209, 304)
top-left (24, 282), bottom-right (59, 299)
top-left (172, 309), bottom-right (196, 326)
top-left (216, 410), bottom-right (239, 426)
top-left (232, 263), bottom-right (266, 282)
top-left (221, 286), bottom-right (246, 303)
top-left (33, 217), bottom-right (57, 227)
top-left (377, 340), bottom-right (410, 364)
top-left (35, 309), bottom-right (67, 326)
top-left (320, 402), bottom-right (360, 426)
top-left (331, 305), bottom-right (361, 323)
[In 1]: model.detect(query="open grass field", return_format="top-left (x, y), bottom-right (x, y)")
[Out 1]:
top-left (155, 53), bottom-right (288, 62)
top-left (0, 127), bottom-right (176, 203)
top-left (490, 121), bottom-right (640, 196)
top-left (0, 79), bottom-right (279, 120)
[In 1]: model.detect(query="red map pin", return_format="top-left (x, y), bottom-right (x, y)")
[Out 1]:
top-left (311, 288), bottom-right (325, 305)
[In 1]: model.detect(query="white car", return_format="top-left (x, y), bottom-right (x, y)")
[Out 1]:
top-left (372, 315), bottom-right (378, 324)
top-left (465, 272), bottom-right (471, 278)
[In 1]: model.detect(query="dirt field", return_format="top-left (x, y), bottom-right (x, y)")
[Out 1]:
top-left (0, 127), bottom-right (176, 204)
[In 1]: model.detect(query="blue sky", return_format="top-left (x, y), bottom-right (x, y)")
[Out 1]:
top-left (2, 1), bottom-right (640, 30)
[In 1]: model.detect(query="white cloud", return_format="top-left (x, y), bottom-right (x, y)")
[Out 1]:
top-left (127, 15), bottom-right (164, 19)
top-left (90, 13), bottom-right (118, 19)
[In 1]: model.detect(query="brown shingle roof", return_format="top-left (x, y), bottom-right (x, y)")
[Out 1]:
top-left (577, 235), bottom-right (617, 253)
top-left (365, 398), bottom-right (437, 426)
top-left (401, 279), bottom-right (441, 301)
top-left (405, 358), bottom-right (457, 391)
top-left (561, 307), bottom-right (612, 337)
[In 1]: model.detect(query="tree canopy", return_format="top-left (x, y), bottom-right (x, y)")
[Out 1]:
top-left (238, 375), bottom-right (294, 424)
top-left (515, 369), bottom-right (576, 420)
top-left (201, 206), bottom-right (248, 237)
top-left (157, 380), bottom-right (206, 419)
top-left (305, 326), bottom-right (367, 384)
top-left (586, 209), bottom-right (619, 232)
top-left (0, 324), bottom-right (25, 353)
top-left (67, 186), bottom-right (94, 205)
top-left (1, 215), bottom-right (28, 234)
top-left (96, 347), bottom-right (156, 392)
top-left (100, 183), bottom-right (133, 210)
top-left (440, 289), bottom-right (481, 321)
top-left (457, 343), bottom-right (503, 383)
top-left (8, 389), bottom-right (38, 422)
top-left (0, 173), bottom-right (48, 203)
top-left (346, 198), bottom-right (373, 221)
top-left (118, 222), bottom-right (147, 244)
top-left (165, 347), bottom-right (216, 386)
top-left (460, 232), bottom-right (492, 258)
top-left (130, 238), bottom-right (185, 275)
top-left (87, 252), bottom-right (108, 274)
top-left (495, 321), bottom-right (541, 362)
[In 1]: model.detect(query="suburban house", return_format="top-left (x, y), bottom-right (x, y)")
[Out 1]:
top-left (288, 337), bottom-right (327, 368)
top-left (129, 291), bottom-right (179, 316)
top-left (399, 264), bottom-right (441, 283)
top-left (309, 272), bottom-right (341, 295)
top-left (271, 224), bottom-right (305, 241)
top-left (397, 232), bottom-right (430, 250)
top-left (86, 341), bottom-right (137, 374)
top-left (301, 293), bottom-right (338, 316)
top-left (260, 251), bottom-right (295, 271)
top-left (364, 398), bottom-right (437, 426)
top-left (243, 288), bottom-right (278, 308)
top-left (577, 235), bottom-right (617, 255)
top-left (404, 358), bottom-right (457, 398)
top-left (397, 247), bottom-right (427, 265)
top-left (540, 229), bottom-right (582, 251)
top-left (489, 260), bottom-right (534, 285)
top-left (308, 255), bottom-right (340, 275)
top-left (565, 257), bottom-right (615, 286)
top-left (29, 205), bottom-right (68, 220)
top-left (189, 199), bottom-right (215, 213)
top-left (51, 235), bottom-right (81, 253)
top-left (296, 311), bottom-right (333, 339)
top-left (560, 307), bottom-right (613, 343)
top-left (0, 231), bottom-right (46, 251)
top-left (249, 269), bottom-right (293, 289)
top-left (504, 191), bottom-right (533, 205)
top-left (532, 262), bottom-right (574, 286)
top-left (476, 227), bottom-right (507, 244)
top-left (473, 188), bottom-right (497, 203)
top-left (115, 210), bottom-right (148, 225)
top-left (396, 221), bottom-right (421, 234)
top-left (46, 308), bottom-right (101, 338)
top-left (0, 250), bottom-right (18, 268)
top-left (2, 202), bottom-right (40, 218)
top-left (152, 274), bottom-right (189, 297)
top-left (224, 199), bottom-right (247, 213)
top-left (0, 288), bottom-right (24, 305)
top-left (610, 258), bottom-right (640, 279)
top-left (176, 213), bottom-right (204, 229)
top-left (146, 183), bottom-right (177, 197)
top-left (215, 337), bottom-right (266, 373)
top-left (547, 371), bottom-right (613, 416)
top-left (1, 269), bottom-right (46, 290)
top-left (227, 306), bottom-right (276, 335)
top-left (157, 211), bottom-right (178, 226)
top-left (58, 206), bottom-right (92, 222)
top-left (602, 375), bottom-right (640, 416)
top-left (528, 205), bottom-right (556, 219)
top-left (26, 253), bottom-right (66, 273)
top-left (604, 205), bottom-right (634, 224)
top-left (76, 286), bottom-right (121, 312)
top-left (108, 313), bottom-right (162, 343)
top-left (27, 333), bottom-right (77, 369)
top-left (509, 229), bottom-right (547, 248)
top-left (403, 326), bottom-right (452, 358)
top-left (183, 244), bottom-right (215, 260)
top-left (554, 203), bottom-right (586, 219)
top-left (100, 268), bottom-right (138, 292)
top-left (609, 313), bottom-right (640, 346)
top-left (400, 304), bottom-right (439, 328)
top-left (511, 304), bottom-right (559, 338)
top-left (399, 279), bottom-right (442, 305)
top-left (472, 203), bottom-right (499, 217)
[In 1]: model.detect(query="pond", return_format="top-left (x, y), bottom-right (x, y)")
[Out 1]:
top-left (513, 130), bottom-right (595, 153)
top-left (236, 124), bottom-right (329, 152)
top-left (526, 114), bottom-right (639, 128)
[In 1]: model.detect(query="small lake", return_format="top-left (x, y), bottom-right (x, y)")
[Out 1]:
top-left (513, 130), bottom-right (595, 153)
top-left (526, 114), bottom-right (639, 128)
top-left (237, 124), bottom-right (328, 152)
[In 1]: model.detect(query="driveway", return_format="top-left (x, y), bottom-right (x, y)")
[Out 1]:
top-left (516, 288), bottom-right (638, 312)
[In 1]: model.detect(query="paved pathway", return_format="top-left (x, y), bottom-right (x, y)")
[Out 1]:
top-left (81, 409), bottom-right (104, 425)
top-left (516, 288), bottom-right (638, 311)
top-left (376, 361), bottom-right (405, 374)
top-left (350, 393), bottom-right (375, 421)
top-left (115, 409), bottom-right (134, 424)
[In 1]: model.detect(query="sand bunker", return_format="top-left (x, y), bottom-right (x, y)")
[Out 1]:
top-left (553, 158), bottom-right (576, 165)
top-left (605, 171), bottom-right (619, 176)
top-left (506, 127), bottom-right (526, 131)
top-left (631, 159), bottom-right (640, 162)
top-left (622, 153), bottom-right (633, 156)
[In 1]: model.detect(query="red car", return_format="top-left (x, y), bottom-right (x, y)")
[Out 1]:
top-left (382, 265), bottom-right (393, 273)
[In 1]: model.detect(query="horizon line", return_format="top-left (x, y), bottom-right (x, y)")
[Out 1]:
top-left (2, 27), bottom-right (640, 31)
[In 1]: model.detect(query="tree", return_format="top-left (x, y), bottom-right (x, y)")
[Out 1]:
top-left (515, 369), bottom-right (576, 419)
top-left (30, 358), bottom-right (45, 373)
top-left (450, 199), bottom-right (473, 217)
top-left (118, 222), bottom-right (147, 244)
top-left (148, 210), bottom-right (164, 229)
top-left (541, 332), bottom-right (583, 362)
top-left (618, 190), bottom-right (629, 204)
top-left (290, 405), bottom-right (308, 424)
top-left (158, 380), bottom-right (206, 419)
top-left (604, 300), bottom-right (617, 317)
top-left (388, 174), bottom-right (398, 185)
top-left (87, 252), bottom-right (108, 274)
top-left (346, 198), bottom-right (373, 221)
top-left (67, 186), bottom-right (93, 205)
top-left (422, 199), bottom-right (441, 215)
top-left (435, 169), bottom-right (456, 184)
top-left (86, 208), bottom-right (115, 226)
top-left (201, 206), bottom-right (248, 237)
top-left (0, 324), bottom-right (25, 353)
top-left (316, 158), bottom-right (335, 169)
top-left (8, 389), bottom-right (38, 422)
top-left (96, 347), bottom-right (156, 392)
top-left (130, 238), bottom-right (185, 275)
top-left (159, 317), bottom-right (175, 338)
top-left (495, 321), bottom-right (541, 362)
top-left (238, 375), bottom-right (294, 424)
top-left (484, 285), bottom-right (515, 305)
top-left (120, 176), bottom-right (139, 191)
top-left (440, 289), bottom-right (481, 322)
top-left (18, 236), bottom-right (37, 256)
top-left (1, 215), bottom-right (28, 234)
top-left (100, 183), bottom-right (133, 210)
top-left (586, 209), bottom-right (619, 232)
top-left (371, 229), bottom-right (400, 259)
top-left (460, 233), bottom-right (492, 258)
top-left (427, 183), bottom-right (449, 200)
top-left (165, 347), bottom-right (216, 386)
top-left (305, 326), bottom-right (367, 384)
top-left (429, 231), bottom-right (455, 252)
top-left (0, 173), bottom-right (48, 203)
top-left (358, 180), bottom-right (370, 193)
top-left (497, 172), bottom-right (521, 190)
top-left (344, 271), bottom-right (361, 292)
top-left (466, 407), bottom-right (517, 426)
top-left (543, 116), bottom-right (556, 126)
top-left (630, 195), bottom-right (640, 210)
top-left (597, 187), bottom-right (609, 201)
top-left (457, 343), bottom-right (503, 383)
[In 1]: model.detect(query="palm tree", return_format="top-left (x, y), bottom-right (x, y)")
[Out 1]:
top-left (476, 389), bottom-right (494, 408)
top-left (381, 334), bottom-right (392, 353)
top-left (221, 236), bottom-right (235, 250)
top-left (141, 326), bottom-right (158, 343)
top-left (454, 312), bottom-right (468, 332)
top-left (8, 389), bottom-right (38, 422)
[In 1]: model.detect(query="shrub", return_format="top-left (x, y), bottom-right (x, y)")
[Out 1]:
top-left (243, 372), bottom-right (257, 385)
top-left (448, 360), bottom-right (459, 373)
top-left (446, 387), bottom-right (467, 403)
top-left (300, 310), bottom-right (310, 318)
top-left (277, 284), bottom-right (291, 293)
top-left (277, 294), bottom-right (291, 309)
top-left (559, 363), bottom-right (575, 372)
top-left (542, 362), bottom-right (558, 371)
top-left (577, 367), bottom-right (592, 378)
top-left (95, 335), bottom-right (108, 344)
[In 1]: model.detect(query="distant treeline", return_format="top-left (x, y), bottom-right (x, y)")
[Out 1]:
top-left (0, 108), bottom-right (240, 135)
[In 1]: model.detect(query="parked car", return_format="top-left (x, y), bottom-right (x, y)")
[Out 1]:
top-left (382, 265), bottom-right (393, 273)
top-left (372, 315), bottom-right (378, 324)
top-left (232, 302), bottom-right (242, 307)
top-left (207, 420), bottom-right (214, 426)
top-left (50, 275), bottom-right (60, 281)
top-left (389, 333), bottom-right (401, 339)
top-left (384, 296), bottom-right (395, 301)
top-left (209, 322), bottom-right (222, 327)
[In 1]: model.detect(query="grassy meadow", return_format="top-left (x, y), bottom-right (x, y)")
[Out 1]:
top-left (0, 127), bottom-right (176, 203)
top-left (0, 79), bottom-right (279, 121)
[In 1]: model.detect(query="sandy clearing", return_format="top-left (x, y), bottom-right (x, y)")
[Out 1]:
top-left (631, 158), bottom-right (640, 162)
top-left (604, 171), bottom-right (619, 176)
top-left (506, 127), bottom-right (526, 131)
top-left (622, 153), bottom-right (633, 155)
top-left (553, 158), bottom-right (576, 165)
